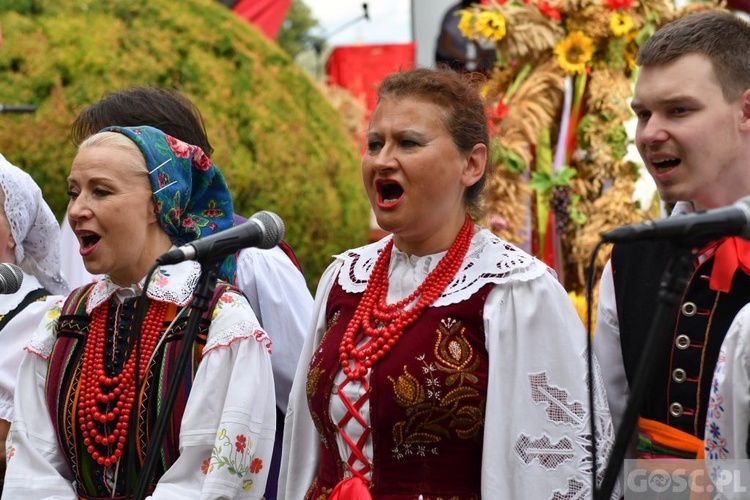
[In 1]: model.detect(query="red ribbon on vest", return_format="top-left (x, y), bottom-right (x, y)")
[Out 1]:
top-left (709, 237), bottom-right (750, 293)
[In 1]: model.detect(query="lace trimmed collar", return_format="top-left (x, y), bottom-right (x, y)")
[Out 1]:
top-left (86, 260), bottom-right (201, 314)
top-left (335, 226), bottom-right (548, 307)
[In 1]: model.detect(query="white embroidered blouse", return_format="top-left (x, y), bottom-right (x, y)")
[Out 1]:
top-left (0, 272), bottom-right (61, 422)
top-left (278, 227), bottom-right (621, 499)
top-left (3, 260), bottom-right (277, 499)
top-left (704, 303), bottom-right (750, 499)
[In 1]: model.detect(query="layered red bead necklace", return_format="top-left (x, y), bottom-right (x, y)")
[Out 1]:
top-left (77, 299), bottom-right (169, 467)
top-left (339, 215), bottom-right (474, 381)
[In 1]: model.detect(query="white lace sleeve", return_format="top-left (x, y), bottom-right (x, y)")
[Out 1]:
top-left (482, 269), bottom-right (620, 498)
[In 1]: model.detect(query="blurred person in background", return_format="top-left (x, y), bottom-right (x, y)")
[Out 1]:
top-left (435, 0), bottom-right (496, 73)
top-left (0, 156), bottom-right (68, 490)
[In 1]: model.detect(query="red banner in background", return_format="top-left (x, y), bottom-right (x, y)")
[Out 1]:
top-left (326, 43), bottom-right (416, 119)
top-left (230, 0), bottom-right (292, 40)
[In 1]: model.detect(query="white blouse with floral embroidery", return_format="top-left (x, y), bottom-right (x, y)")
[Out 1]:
top-left (705, 303), bottom-right (750, 499)
top-left (3, 260), bottom-right (277, 499)
top-left (278, 227), bottom-right (621, 499)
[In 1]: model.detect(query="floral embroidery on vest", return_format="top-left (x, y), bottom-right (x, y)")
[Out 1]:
top-left (307, 310), bottom-right (340, 447)
top-left (388, 318), bottom-right (485, 460)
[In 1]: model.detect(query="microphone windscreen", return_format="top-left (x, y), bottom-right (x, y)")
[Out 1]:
top-left (252, 211), bottom-right (285, 249)
top-left (0, 263), bottom-right (24, 294)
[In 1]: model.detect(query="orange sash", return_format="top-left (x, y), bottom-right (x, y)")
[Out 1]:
top-left (639, 416), bottom-right (705, 459)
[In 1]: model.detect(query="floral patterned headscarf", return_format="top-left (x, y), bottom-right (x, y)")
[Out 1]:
top-left (101, 125), bottom-right (236, 282)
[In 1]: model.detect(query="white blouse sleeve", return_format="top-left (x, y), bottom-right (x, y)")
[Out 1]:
top-left (151, 289), bottom-right (276, 499)
top-left (705, 304), bottom-right (750, 460)
top-left (592, 259), bottom-right (630, 436)
top-left (704, 304), bottom-right (750, 499)
top-left (0, 296), bottom-right (59, 422)
top-left (234, 246), bottom-right (313, 412)
top-left (482, 269), bottom-right (620, 499)
top-left (3, 300), bottom-right (78, 499)
top-left (277, 260), bottom-right (341, 500)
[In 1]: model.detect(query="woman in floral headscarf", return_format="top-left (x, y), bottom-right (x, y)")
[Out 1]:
top-left (0, 154), bottom-right (69, 485)
top-left (3, 126), bottom-right (276, 499)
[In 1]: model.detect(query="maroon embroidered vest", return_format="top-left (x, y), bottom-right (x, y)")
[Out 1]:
top-left (305, 274), bottom-right (493, 499)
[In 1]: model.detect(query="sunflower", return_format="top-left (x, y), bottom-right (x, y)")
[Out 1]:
top-left (458, 10), bottom-right (475, 39)
top-left (610, 12), bottom-right (634, 37)
top-left (554, 31), bottom-right (596, 75)
top-left (476, 11), bottom-right (507, 42)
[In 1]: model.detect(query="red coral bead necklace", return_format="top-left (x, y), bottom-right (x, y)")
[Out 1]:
top-left (339, 214), bottom-right (474, 381)
top-left (78, 299), bottom-right (168, 467)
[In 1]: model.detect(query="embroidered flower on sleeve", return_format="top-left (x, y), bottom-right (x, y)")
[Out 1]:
top-left (46, 304), bottom-right (61, 321)
top-left (44, 302), bottom-right (63, 334)
top-left (202, 428), bottom-right (259, 491)
top-left (706, 424), bottom-right (729, 461)
top-left (707, 390), bottom-right (725, 421)
top-left (235, 434), bottom-right (247, 453)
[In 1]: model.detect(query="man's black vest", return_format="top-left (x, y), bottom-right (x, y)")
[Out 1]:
top-left (612, 239), bottom-right (750, 439)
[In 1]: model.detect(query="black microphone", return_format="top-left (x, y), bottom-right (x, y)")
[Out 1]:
top-left (0, 263), bottom-right (24, 294)
top-left (602, 195), bottom-right (750, 244)
top-left (0, 104), bottom-right (36, 113)
top-left (156, 211), bottom-right (285, 266)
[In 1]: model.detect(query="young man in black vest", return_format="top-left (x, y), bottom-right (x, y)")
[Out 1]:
top-left (594, 9), bottom-right (750, 464)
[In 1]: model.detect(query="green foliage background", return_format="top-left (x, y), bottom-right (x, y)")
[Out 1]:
top-left (0, 0), bottom-right (370, 291)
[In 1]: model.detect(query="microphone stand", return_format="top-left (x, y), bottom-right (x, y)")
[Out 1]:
top-left (313, 3), bottom-right (369, 79)
top-left (595, 242), bottom-right (695, 499)
top-left (133, 259), bottom-right (220, 500)
top-left (0, 104), bottom-right (36, 113)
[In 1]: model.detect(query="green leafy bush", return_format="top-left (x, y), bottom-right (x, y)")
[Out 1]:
top-left (0, 0), bottom-right (370, 290)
